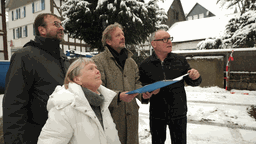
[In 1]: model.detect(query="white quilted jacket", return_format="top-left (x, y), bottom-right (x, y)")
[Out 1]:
top-left (37, 83), bottom-right (121, 144)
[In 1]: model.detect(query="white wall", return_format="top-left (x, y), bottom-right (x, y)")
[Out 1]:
top-left (7, 0), bottom-right (52, 53)
top-left (172, 40), bottom-right (202, 51)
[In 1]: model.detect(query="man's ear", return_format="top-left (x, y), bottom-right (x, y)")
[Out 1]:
top-left (73, 76), bottom-right (82, 86)
top-left (38, 26), bottom-right (46, 37)
top-left (106, 39), bottom-right (111, 46)
top-left (151, 41), bottom-right (156, 48)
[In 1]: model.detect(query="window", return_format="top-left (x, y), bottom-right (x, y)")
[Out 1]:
top-left (199, 13), bottom-right (204, 19)
top-left (23, 26), bottom-right (28, 37)
top-left (18, 8), bottom-right (21, 19)
top-left (16, 28), bottom-right (19, 39)
top-left (193, 15), bottom-right (198, 20)
top-left (21, 6), bottom-right (26, 18)
top-left (15, 27), bottom-right (24, 39)
top-left (206, 11), bottom-right (210, 16)
top-left (19, 27), bottom-right (22, 38)
top-left (175, 12), bottom-right (179, 20)
top-left (14, 8), bottom-right (21, 20)
top-left (13, 29), bottom-right (15, 39)
top-left (173, 10), bottom-right (179, 20)
top-left (35, 2), bottom-right (38, 12)
top-left (187, 16), bottom-right (192, 20)
top-left (32, 0), bottom-right (45, 13)
top-left (41, 0), bottom-right (45, 10)
top-left (15, 9), bottom-right (18, 19)
top-left (32, 3), bottom-right (34, 13)
top-left (12, 11), bottom-right (14, 21)
top-left (33, 25), bottom-right (35, 36)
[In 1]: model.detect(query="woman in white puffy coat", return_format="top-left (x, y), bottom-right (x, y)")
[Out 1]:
top-left (37, 58), bottom-right (121, 144)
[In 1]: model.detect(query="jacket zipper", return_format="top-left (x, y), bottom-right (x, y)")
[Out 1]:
top-left (161, 61), bottom-right (167, 80)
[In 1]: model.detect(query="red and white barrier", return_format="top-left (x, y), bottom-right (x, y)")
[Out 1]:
top-left (230, 92), bottom-right (249, 95)
top-left (225, 50), bottom-right (234, 90)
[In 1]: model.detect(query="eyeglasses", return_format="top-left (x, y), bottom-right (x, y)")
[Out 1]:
top-left (154, 37), bottom-right (173, 43)
top-left (53, 21), bottom-right (63, 28)
top-left (40, 21), bottom-right (63, 28)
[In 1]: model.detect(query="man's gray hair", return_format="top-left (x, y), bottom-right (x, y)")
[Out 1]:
top-left (149, 29), bottom-right (167, 43)
top-left (64, 58), bottom-right (94, 89)
top-left (102, 22), bottom-right (123, 47)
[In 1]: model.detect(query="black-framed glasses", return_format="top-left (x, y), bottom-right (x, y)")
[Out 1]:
top-left (53, 21), bottom-right (63, 28)
top-left (154, 37), bottom-right (173, 43)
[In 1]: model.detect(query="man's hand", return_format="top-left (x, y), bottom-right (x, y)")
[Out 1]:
top-left (142, 89), bottom-right (160, 99)
top-left (120, 92), bottom-right (138, 103)
top-left (188, 69), bottom-right (200, 80)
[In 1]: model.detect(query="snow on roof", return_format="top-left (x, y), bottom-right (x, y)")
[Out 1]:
top-left (168, 13), bottom-right (240, 43)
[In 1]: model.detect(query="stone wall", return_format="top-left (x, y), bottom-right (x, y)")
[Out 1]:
top-left (186, 56), bottom-right (224, 88)
top-left (175, 48), bottom-right (256, 90)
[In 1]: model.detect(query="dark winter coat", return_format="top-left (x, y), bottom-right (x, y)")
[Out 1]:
top-left (92, 47), bottom-right (142, 144)
top-left (139, 52), bottom-right (202, 120)
top-left (2, 36), bottom-right (70, 144)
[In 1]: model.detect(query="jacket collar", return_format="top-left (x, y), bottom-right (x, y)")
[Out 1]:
top-left (104, 46), bottom-right (133, 59)
top-left (150, 51), bottom-right (175, 62)
top-left (47, 83), bottom-right (116, 113)
top-left (69, 83), bottom-right (117, 112)
top-left (23, 36), bottom-right (63, 59)
top-left (81, 87), bottom-right (104, 107)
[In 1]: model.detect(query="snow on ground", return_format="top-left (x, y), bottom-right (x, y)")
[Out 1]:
top-left (138, 86), bottom-right (256, 144)
top-left (1, 86), bottom-right (256, 143)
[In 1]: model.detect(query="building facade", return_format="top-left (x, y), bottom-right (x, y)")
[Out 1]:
top-left (186, 3), bottom-right (215, 21)
top-left (5, 0), bottom-right (89, 59)
top-left (165, 0), bottom-right (186, 28)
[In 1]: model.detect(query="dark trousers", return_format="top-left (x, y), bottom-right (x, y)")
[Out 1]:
top-left (150, 116), bottom-right (187, 144)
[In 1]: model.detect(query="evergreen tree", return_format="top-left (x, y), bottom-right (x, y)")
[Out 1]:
top-left (222, 10), bottom-right (256, 48)
top-left (217, 0), bottom-right (256, 15)
top-left (61, 0), bottom-right (168, 51)
top-left (197, 1), bottom-right (256, 49)
top-left (197, 38), bottom-right (223, 50)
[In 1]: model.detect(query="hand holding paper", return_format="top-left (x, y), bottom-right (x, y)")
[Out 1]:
top-left (142, 89), bottom-right (160, 99)
top-left (120, 92), bottom-right (138, 102)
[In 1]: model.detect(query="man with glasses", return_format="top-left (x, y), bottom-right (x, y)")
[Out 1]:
top-left (92, 22), bottom-right (159, 144)
top-left (3, 13), bottom-right (70, 144)
top-left (139, 30), bottom-right (202, 144)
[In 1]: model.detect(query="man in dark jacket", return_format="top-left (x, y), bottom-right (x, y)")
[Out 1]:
top-left (2, 13), bottom-right (70, 144)
top-left (139, 30), bottom-right (202, 144)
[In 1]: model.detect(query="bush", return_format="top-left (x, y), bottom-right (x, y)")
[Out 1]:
top-left (247, 105), bottom-right (256, 121)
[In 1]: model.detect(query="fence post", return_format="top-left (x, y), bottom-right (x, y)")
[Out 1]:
top-left (225, 50), bottom-right (234, 90)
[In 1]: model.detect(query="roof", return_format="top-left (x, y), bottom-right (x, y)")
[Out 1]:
top-left (167, 0), bottom-right (185, 19)
top-left (6, 0), bottom-right (35, 10)
top-left (168, 13), bottom-right (240, 42)
top-left (186, 3), bottom-right (215, 18)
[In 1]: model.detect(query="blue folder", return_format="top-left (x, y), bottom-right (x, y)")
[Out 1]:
top-left (126, 73), bottom-right (189, 94)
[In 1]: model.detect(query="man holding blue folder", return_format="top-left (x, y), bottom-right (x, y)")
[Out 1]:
top-left (92, 23), bottom-right (159, 144)
top-left (139, 30), bottom-right (202, 144)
